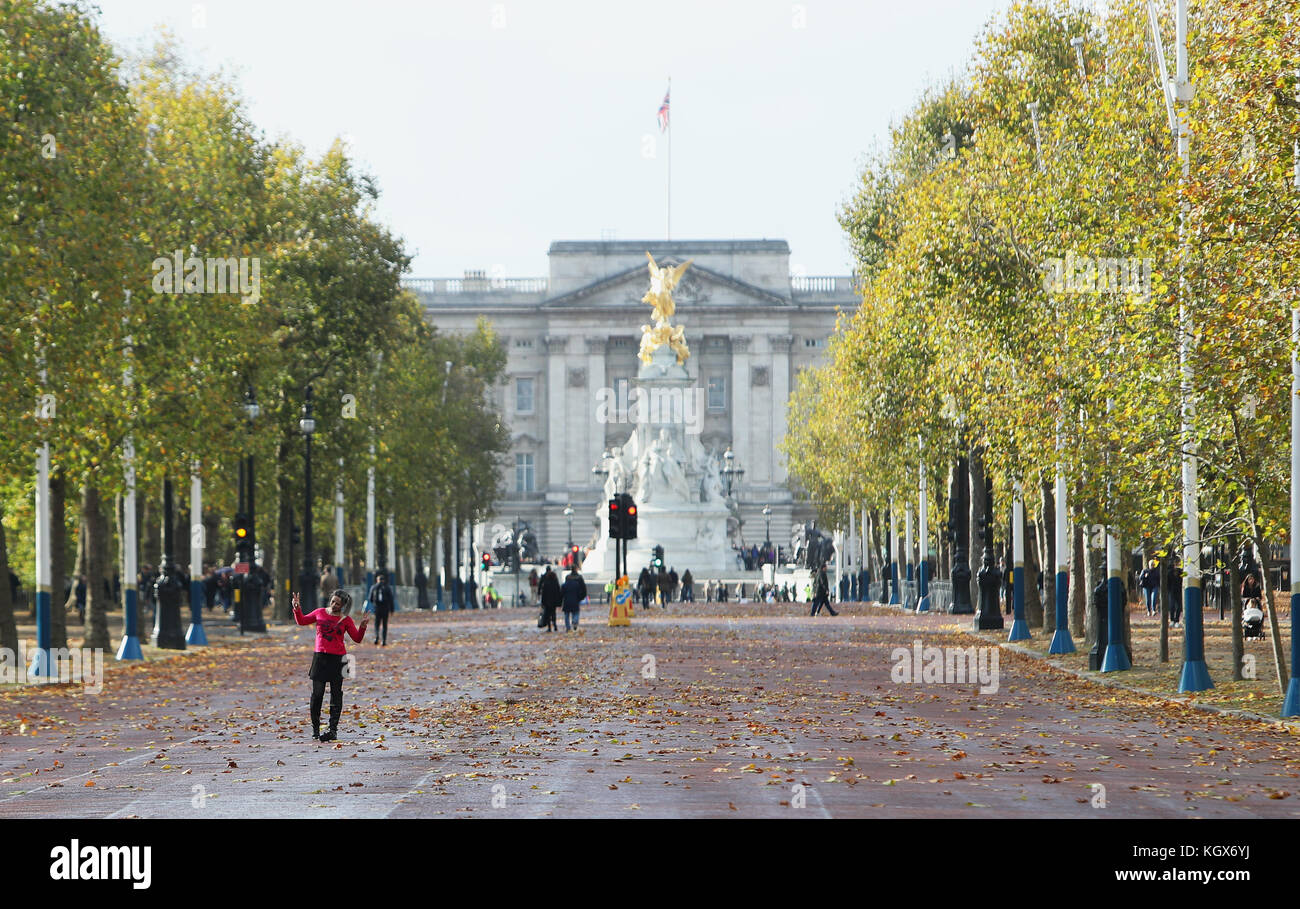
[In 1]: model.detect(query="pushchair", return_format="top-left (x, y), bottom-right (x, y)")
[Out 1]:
top-left (1243, 597), bottom-right (1265, 640)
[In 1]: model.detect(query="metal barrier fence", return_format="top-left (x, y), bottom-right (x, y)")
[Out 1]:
top-left (901, 580), bottom-right (918, 611)
top-left (928, 580), bottom-right (953, 614)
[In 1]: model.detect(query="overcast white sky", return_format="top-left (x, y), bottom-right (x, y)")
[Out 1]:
top-left (93, 0), bottom-right (1017, 278)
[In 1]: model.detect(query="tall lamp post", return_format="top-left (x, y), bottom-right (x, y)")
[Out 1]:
top-left (300, 386), bottom-right (317, 613)
top-left (1027, 95), bottom-right (1076, 654)
top-left (917, 442), bottom-right (931, 613)
top-left (152, 478), bottom-right (186, 650)
top-left (976, 477), bottom-right (1004, 630)
top-left (721, 447), bottom-right (745, 564)
top-left (762, 504), bottom-right (772, 562)
top-left (721, 446), bottom-right (744, 498)
top-left (237, 386), bottom-right (266, 633)
top-left (564, 503), bottom-right (574, 549)
top-left (1285, 142), bottom-right (1300, 716)
top-left (941, 396), bottom-right (974, 615)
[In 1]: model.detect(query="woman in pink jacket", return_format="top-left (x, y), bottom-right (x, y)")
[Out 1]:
top-left (293, 589), bottom-right (368, 742)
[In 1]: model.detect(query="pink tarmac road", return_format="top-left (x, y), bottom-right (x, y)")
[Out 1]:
top-left (1, 604), bottom-right (1297, 818)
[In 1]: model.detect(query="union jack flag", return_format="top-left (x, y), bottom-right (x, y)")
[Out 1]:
top-left (657, 88), bottom-right (670, 132)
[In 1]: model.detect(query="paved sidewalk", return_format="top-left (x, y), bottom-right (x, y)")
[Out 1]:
top-left (2, 604), bottom-right (1298, 818)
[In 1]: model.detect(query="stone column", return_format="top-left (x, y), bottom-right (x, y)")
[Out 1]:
top-left (768, 333), bottom-right (794, 487)
top-left (729, 336), bottom-right (751, 487)
top-left (585, 336), bottom-right (607, 489)
top-left (544, 335), bottom-right (568, 494)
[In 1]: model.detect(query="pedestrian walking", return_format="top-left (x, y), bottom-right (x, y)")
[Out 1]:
top-left (74, 574), bottom-right (87, 623)
top-left (539, 564), bottom-right (561, 632)
top-left (319, 564), bottom-right (339, 603)
top-left (1241, 572), bottom-right (1263, 606)
top-left (657, 567), bottom-right (670, 608)
top-left (1139, 560), bottom-right (1161, 616)
top-left (810, 561), bottom-right (838, 616)
top-left (529, 568), bottom-right (540, 604)
top-left (681, 569), bottom-right (694, 603)
top-left (292, 589), bottom-right (367, 742)
top-left (561, 566), bottom-right (587, 631)
top-left (366, 571), bottom-right (396, 646)
top-left (1165, 558), bottom-right (1184, 626)
top-left (638, 566), bottom-right (653, 609)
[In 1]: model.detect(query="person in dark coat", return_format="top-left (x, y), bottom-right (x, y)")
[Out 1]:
top-left (366, 571), bottom-right (396, 646)
top-left (810, 561), bottom-right (838, 616)
top-left (561, 567), bottom-right (588, 632)
top-left (1241, 572), bottom-right (1263, 606)
top-left (1164, 559), bottom-right (1184, 626)
top-left (75, 575), bottom-right (87, 622)
top-left (1139, 560), bottom-right (1161, 616)
top-left (415, 568), bottom-right (430, 610)
top-left (638, 566), bottom-right (653, 610)
top-left (538, 565), bottom-right (561, 632)
top-left (656, 568), bottom-right (670, 608)
top-left (681, 569), bottom-right (694, 603)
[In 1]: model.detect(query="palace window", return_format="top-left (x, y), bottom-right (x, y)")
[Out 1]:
top-left (614, 376), bottom-right (630, 420)
top-left (515, 453), bottom-right (535, 493)
top-left (707, 375), bottom-right (727, 411)
top-left (515, 377), bottom-right (535, 414)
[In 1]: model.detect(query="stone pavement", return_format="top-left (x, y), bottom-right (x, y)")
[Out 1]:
top-left (2, 603), bottom-right (1298, 818)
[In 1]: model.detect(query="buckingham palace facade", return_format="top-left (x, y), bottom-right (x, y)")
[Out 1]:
top-left (404, 239), bottom-right (858, 566)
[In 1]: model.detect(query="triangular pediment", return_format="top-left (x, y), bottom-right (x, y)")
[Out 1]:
top-left (541, 260), bottom-right (790, 309)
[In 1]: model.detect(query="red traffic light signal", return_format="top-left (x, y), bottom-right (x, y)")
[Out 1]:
top-left (622, 495), bottom-right (638, 539)
top-left (608, 498), bottom-right (623, 539)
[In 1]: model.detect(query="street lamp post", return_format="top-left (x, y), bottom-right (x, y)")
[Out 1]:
top-left (917, 449), bottom-right (931, 613)
top-left (1026, 94), bottom-right (1075, 652)
top-left (721, 447), bottom-right (745, 560)
top-left (721, 446), bottom-right (744, 498)
top-left (1285, 144), bottom-right (1300, 716)
top-left (1008, 485), bottom-right (1030, 640)
top-left (565, 503), bottom-right (574, 549)
top-left (153, 477), bottom-right (187, 650)
top-left (186, 462), bottom-right (207, 646)
top-left (976, 478), bottom-right (1004, 630)
top-left (762, 504), bottom-right (772, 562)
top-left (237, 386), bottom-right (266, 633)
top-left (300, 386), bottom-right (317, 613)
top-left (888, 499), bottom-right (900, 605)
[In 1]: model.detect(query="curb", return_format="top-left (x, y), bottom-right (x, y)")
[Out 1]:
top-left (862, 598), bottom-right (1300, 731)
top-left (996, 640), bottom-right (1300, 733)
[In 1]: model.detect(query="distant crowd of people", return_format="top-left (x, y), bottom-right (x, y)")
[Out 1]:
top-left (734, 544), bottom-right (777, 571)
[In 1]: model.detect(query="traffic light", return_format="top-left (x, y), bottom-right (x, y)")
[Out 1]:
top-left (622, 494), bottom-right (638, 540)
top-left (481, 551), bottom-right (492, 571)
top-left (291, 525), bottom-right (302, 546)
top-left (652, 544), bottom-right (664, 570)
top-left (233, 513), bottom-right (250, 541)
top-left (608, 497), bottom-right (623, 540)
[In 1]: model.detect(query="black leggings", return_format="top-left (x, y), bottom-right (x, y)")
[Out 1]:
top-left (373, 610), bottom-right (389, 643)
top-left (311, 679), bottom-right (343, 731)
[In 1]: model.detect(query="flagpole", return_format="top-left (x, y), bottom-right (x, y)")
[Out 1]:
top-left (666, 75), bottom-right (671, 241)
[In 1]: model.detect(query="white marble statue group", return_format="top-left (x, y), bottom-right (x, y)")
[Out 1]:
top-left (603, 428), bottom-right (725, 508)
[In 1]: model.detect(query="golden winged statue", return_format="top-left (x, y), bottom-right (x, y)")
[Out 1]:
top-left (638, 252), bottom-right (693, 365)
